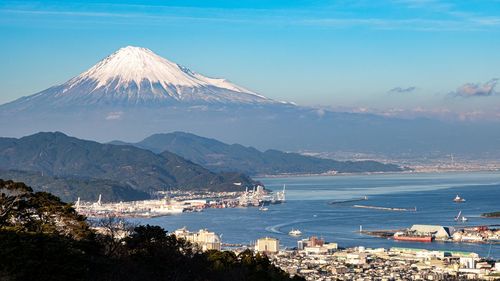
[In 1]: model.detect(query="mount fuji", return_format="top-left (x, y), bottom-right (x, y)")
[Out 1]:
top-left (1, 46), bottom-right (277, 111)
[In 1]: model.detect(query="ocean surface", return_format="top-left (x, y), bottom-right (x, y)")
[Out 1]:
top-left (134, 171), bottom-right (500, 258)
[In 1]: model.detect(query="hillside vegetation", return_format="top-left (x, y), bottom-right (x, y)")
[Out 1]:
top-left (0, 169), bottom-right (149, 202)
top-left (0, 132), bottom-right (256, 201)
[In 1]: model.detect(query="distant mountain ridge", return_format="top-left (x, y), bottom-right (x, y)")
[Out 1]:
top-left (113, 131), bottom-right (403, 175)
top-left (0, 132), bottom-right (256, 201)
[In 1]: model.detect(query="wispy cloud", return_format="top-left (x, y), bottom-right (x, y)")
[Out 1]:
top-left (105, 111), bottom-right (123, 120)
top-left (388, 86), bottom-right (417, 94)
top-left (393, 0), bottom-right (454, 13)
top-left (2, 1), bottom-right (500, 31)
top-left (329, 105), bottom-right (500, 121)
top-left (450, 78), bottom-right (499, 97)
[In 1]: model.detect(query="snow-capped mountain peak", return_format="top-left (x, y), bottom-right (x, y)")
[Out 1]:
top-left (5, 46), bottom-right (275, 109)
top-left (68, 46), bottom-right (266, 98)
top-left (72, 46), bottom-right (199, 89)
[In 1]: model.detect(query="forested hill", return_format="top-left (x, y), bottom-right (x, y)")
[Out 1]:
top-left (0, 169), bottom-right (149, 202)
top-left (119, 131), bottom-right (403, 175)
top-left (0, 132), bottom-right (256, 201)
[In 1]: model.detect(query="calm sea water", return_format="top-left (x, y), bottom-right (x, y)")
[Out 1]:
top-left (135, 171), bottom-right (500, 258)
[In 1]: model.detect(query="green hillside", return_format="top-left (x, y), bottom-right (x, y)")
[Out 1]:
top-left (0, 132), bottom-right (256, 201)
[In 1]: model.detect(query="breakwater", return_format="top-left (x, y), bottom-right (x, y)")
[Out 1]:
top-left (329, 196), bottom-right (368, 205)
top-left (353, 205), bottom-right (417, 212)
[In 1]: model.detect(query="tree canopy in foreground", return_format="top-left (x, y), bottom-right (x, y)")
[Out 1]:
top-left (0, 179), bottom-right (304, 281)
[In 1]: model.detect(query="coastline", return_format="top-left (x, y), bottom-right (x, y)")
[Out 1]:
top-left (255, 168), bottom-right (500, 179)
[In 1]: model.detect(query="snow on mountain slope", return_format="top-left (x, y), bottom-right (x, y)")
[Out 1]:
top-left (2, 46), bottom-right (276, 109)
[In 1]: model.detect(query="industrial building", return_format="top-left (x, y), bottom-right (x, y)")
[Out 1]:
top-left (409, 224), bottom-right (453, 240)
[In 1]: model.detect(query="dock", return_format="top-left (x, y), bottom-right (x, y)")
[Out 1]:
top-left (359, 229), bottom-right (400, 238)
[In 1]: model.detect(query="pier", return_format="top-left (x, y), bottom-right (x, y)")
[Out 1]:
top-left (359, 229), bottom-right (400, 238)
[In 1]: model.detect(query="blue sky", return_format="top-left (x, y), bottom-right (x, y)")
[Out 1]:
top-left (1, 0), bottom-right (500, 120)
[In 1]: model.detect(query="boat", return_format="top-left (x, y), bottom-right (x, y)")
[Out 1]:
top-left (453, 195), bottom-right (466, 203)
top-left (393, 231), bottom-right (433, 242)
top-left (454, 211), bottom-right (468, 222)
top-left (259, 202), bottom-right (268, 211)
top-left (288, 229), bottom-right (302, 236)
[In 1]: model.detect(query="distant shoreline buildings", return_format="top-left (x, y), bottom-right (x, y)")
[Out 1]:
top-left (75, 186), bottom-right (285, 218)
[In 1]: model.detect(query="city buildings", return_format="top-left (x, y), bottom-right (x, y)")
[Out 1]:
top-left (271, 245), bottom-right (499, 281)
top-left (248, 235), bottom-right (499, 280)
top-left (174, 227), bottom-right (222, 251)
top-left (256, 237), bottom-right (280, 254)
top-left (297, 236), bottom-right (338, 255)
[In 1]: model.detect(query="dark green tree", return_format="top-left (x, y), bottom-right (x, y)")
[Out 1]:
top-left (0, 179), bottom-right (92, 240)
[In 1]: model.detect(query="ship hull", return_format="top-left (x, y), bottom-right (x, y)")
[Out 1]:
top-left (394, 236), bottom-right (433, 242)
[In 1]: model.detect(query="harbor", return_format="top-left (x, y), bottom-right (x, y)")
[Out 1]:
top-left (132, 172), bottom-right (500, 259)
top-left (76, 185), bottom-right (286, 218)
